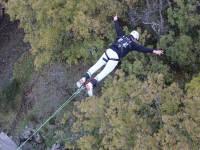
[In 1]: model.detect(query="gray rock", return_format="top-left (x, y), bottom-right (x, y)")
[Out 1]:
top-left (48, 141), bottom-right (66, 150)
top-left (34, 133), bottom-right (43, 143)
top-left (19, 126), bottom-right (33, 141)
top-left (0, 132), bottom-right (17, 150)
top-left (51, 141), bottom-right (61, 149)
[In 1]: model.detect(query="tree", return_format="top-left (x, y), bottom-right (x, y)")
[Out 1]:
top-left (125, 0), bottom-right (171, 35)
top-left (158, 0), bottom-right (200, 71)
top-left (181, 73), bottom-right (200, 148)
top-left (70, 70), bottom-right (154, 149)
top-left (152, 73), bottom-right (200, 149)
top-left (5, 0), bottom-right (128, 69)
top-left (120, 29), bottom-right (173, 83)
top-left (64, 70), bottom-right (191, 149)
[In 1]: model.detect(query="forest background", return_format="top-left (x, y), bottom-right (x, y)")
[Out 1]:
top-left (0, 0), bottom-right (200, 149)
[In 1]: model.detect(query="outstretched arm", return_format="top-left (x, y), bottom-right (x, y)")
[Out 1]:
top-left (153, 50), bottom-right (164, 55)
top-left (113, 14), bottom-right (125, 37)
top-left (132, 44), bottom-right (164, 55)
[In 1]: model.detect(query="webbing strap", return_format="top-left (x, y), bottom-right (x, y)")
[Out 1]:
top-left (113, 36), bottom-right (132, 59)
top-left (16, 88), bottom-right (82, 150)
top-left (103, 51), bottom-right (119, 62)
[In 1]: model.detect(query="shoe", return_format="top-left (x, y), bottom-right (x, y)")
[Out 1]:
top-left (76, 78), bottom-right (85, 88)
top-left (86, 82), bottom-right (93, 96)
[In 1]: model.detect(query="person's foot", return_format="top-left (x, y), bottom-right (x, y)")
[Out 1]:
top-left (86, 82), bottom-right (93, 96)
top-left (76, 78), bottom-right (86, 88)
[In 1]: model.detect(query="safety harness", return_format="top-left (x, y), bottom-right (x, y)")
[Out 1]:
top-left (103, 35), bottom-right (132, 62)
top-left (103, 51), bottom-right (119, 62)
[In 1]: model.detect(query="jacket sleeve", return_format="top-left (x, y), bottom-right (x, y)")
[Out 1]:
top-left (132, 43), bottom-right (153, 53)
top-left (114, 20), bottom-right (125, 37)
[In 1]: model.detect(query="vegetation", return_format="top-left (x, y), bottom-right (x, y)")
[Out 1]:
top-left (5, 0), bottom-right (127, 69)
top-left (0, 52), bottom-right (35, 132)
top-left (0, 0), bottom-right (199, 149)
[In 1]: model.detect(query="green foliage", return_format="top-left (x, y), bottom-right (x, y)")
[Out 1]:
top-left (14, 52), bottom-right (35, 84)
top-left (45, 136), bottom-right (59, 148)
top-left (71, 70), bottom-right (153, 149)
top-left (120, 29), bottom-right (173, 83)
top-left (181, 78), bottom-right (200, 149)
top-left (0, 52), bottom-right (35, 132)
top-left (167, 0), bottom-right (199, 33)
top-left (1, 78), bottom-right (20, 110)
top-left (121, 52), bottom-right (173, 83)
top-left (159, 32), bottom-right (199, 68)
top-left (154, 75), bottom-right (200, 149)
top-left (62, 35), bottom-right (105, 65)
top-left (0, 52), bottom-right (34, 112)
top-left (186, 73), bottom-right (200, 94)
top-left (158, 0), bottom-right (200, 69)
top-left (62, 70), bottom-right (194, 149)
top-left (154, 114), bottom-right (191, 149)
top-left (68, 69), bottom-right (200, 149)
top-left (6, 0), bottom-right (128, 69)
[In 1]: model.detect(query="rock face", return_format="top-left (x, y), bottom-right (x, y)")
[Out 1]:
top-left (19, 126), bottom-right (33, 141)
top-left (0, 132), bottom-right (17, 150)
top-left (46, 141), bottom-right (66, 150)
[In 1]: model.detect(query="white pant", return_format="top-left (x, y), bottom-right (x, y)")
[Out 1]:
top-left (88, 49), bottom-right (119, 82)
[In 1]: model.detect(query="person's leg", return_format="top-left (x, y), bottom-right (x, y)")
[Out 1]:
top-left (95, 59), bottom-right (118, 82)
top-left (94, 48), bottom-right (119, 82)
top-left (77, 51), bottom-right (107, 88)
top-left (87, 53), bottom-right (107, 75)
top-left (86, 49), bottom-right (119, 96)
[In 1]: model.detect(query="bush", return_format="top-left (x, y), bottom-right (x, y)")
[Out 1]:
top-left (0, 52), bottom-right (35, 132)
top-left (1, 78), bottom-right (20, 110)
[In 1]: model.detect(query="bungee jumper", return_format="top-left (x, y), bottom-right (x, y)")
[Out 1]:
top-left (77, 15), bottom-right (164, 96)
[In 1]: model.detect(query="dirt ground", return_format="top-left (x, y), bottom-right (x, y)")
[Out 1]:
top-left (0, 13), bottom-right (29, 90)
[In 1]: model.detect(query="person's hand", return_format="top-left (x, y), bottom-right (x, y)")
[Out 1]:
top-left (114, 14), bottom-right (118, 21)
top-left (153, 50), bottom-right (164, 55)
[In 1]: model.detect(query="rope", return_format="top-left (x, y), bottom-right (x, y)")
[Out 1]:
top-left (16, 88), bottom-right (83, 150)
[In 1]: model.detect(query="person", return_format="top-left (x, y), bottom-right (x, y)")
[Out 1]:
top-left (76, 15), bottom-right (164, 96)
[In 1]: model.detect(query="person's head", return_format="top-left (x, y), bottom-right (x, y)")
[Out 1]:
top-left (130, 30), bottom-right (139, 42)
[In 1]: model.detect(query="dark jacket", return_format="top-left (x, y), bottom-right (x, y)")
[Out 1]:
top-left (109, 20), bottom-right (153, 59)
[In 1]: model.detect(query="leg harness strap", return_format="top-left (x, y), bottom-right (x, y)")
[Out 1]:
top-left (103, 51), bottom-right (119, 62)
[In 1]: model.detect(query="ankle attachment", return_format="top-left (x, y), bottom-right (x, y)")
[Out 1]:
top-left (83, 72), bottom-right (91, 81)
top-left (91, 77), bottom-right (98, 87)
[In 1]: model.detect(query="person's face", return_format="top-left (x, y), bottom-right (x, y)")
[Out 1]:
top-left (131, 35), bottom-right (137, 42)
top-left (132, 38), bottom-right (137, 42)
